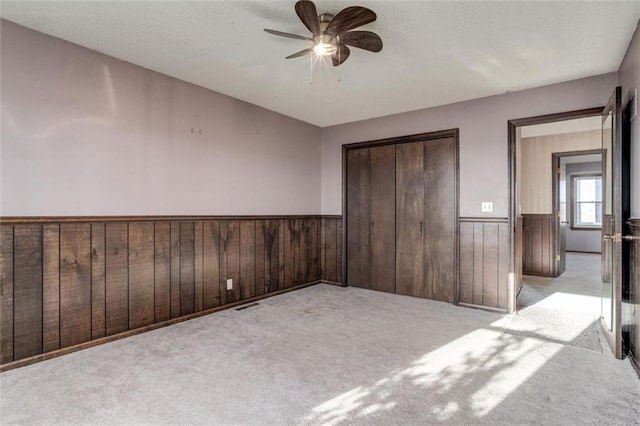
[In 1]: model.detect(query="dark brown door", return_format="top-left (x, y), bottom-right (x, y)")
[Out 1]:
top-left (424, 137), bottom-right (457, 303)
top-left (554, 155), bottom-right (567, 276)
top-left (600, 86), bottom-right (626, 359)
top-left (346, 145), bottom-right (396, 291)
top-left (346, 148), bottom-right (371, 288)
top-left (369, 145), bottom-right (396, 293)
top-left (345, 130), bottom-right (459, 303)
top-left (396, 141), bottom-right (425, 297)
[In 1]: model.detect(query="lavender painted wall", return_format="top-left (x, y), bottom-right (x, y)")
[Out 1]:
top-left (1, 20), bottom-right (321, 216)
top-left (619, 22), bottom-right (640, 218)
top-left (320, 73), bottom-right (619, 216)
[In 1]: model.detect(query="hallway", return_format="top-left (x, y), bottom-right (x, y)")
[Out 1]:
top-left (500, 253), bottom-right (605, 353)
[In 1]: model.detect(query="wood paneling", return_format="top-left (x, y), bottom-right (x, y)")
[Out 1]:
top-left (106, 223), bottom-right (128, 335)
top-left (0, 226), bottom-right (14, 364)
top-left (322, 218), bottom-right (340, 283)
top-left (264, 220), bottom-right (280, 293)
top-left (170, 222), bottom-right (181, 318)
top-left (240, 220), bottom-right (256, 300)
top-left (60, 223), bottom-right (92, 347)
top-left (202, 220), bottom-right (220, 309)
top-left (459, 219), bottom-right (510, 311)
top-left (180, 222), bottom-right (196, 315)
top-left (154, 222), bottom-right (171, 322)
top-left (129, 222), bottom-right (155, 329)
top-left (0, 216), bottom-right (336, 366)
top-left (42, 225), bottom-right (60, 352)
top-left (91, 224), bottom-right (106, 339)
top-left (13, 225), bottom-right (43, 360)
top-left (522, 214), bottom-right (556, 277)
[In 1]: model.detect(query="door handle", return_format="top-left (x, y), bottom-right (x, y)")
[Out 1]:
top-left (419, 222), bottom-right (423, 237)
top-left (603, 234), bottom-right (613, 241)
top-left (623, 235), bottom-right (639, 241)
top-left (604, 233), bottom-right (622, 243)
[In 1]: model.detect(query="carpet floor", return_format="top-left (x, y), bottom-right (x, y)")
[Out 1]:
top-left (496, 253), bottom-right (606, 353)
top-left (1, 283), bottom-right (639, 425)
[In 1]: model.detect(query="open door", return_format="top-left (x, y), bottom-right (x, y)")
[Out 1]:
top-left (600, 86), bottom-right (626, 359)
top-left (555, 155), bottom-right (567, 276)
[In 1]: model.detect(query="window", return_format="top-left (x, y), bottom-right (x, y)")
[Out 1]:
top-left (572, 175), bottom-right (602, 229)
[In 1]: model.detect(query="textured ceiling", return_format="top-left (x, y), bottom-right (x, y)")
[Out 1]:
top-left (1, 1), bottom-right (639, 127)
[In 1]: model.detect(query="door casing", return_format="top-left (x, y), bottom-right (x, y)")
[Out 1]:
top-left (507, 107), bottom-right (603, 312)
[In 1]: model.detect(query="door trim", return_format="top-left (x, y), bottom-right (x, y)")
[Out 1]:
top-left (342, 129), bottom-right (460, 300)
top-left (507, 107), bottom-right (604, 314)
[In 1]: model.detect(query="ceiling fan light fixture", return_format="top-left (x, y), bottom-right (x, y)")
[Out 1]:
top-left (312, 34), bottom-right (337, 56)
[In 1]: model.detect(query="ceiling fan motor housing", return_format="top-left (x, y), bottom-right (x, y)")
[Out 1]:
top-left (313, 13), bottom-right (337, 55)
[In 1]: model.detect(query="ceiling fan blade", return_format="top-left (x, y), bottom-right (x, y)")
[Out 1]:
top-left (331, 44), bottom-right (351, 66)
top-left (342, 31), bottom-right (383, 52)
top-left (295, 0), bottom-right (320, 36)
top-left (264, 29), bottom-right (312, 41)
top-left (286, 48), bottom-right (313, 59)
top-left (326, 6), bottom-right (376, 35)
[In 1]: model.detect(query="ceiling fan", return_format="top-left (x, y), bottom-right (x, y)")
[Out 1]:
top-left (264, 0), bottom-right (383, 66)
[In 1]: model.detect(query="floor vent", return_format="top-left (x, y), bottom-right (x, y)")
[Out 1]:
top-left (235, 302), bottom-right (259, 311)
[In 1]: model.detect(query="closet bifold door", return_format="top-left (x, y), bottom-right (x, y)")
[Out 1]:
top-left (424, 137), bottom-right (457, 303)
top-left (346, 145), bottom-right (396, 291)
top-left (346, 148), bottom-right (371, 288)
top-left (369, 145), bottom-right (396, 293)
top-left (396, 142), bottom-right (425, 297)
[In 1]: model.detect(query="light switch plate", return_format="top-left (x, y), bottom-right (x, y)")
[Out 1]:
top-left (481, 202), bottom-right (493, 213)
top-left (226, 278), bottom-right (233, 290)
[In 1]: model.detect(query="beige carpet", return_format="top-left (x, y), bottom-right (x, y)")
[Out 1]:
top-left (495, 252), bottom-right (606, 353)
top-left (1, 283), bottom-right (638, 425)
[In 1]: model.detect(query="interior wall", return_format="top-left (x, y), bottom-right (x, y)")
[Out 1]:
top-left (520, 130), bottom-right (601, 215)
top-left (320, 73), bottom-right (618, 216)
top-left (619, 22), bottom-right (639, 218)
top-left (0, 20), bottom-right (322, 216)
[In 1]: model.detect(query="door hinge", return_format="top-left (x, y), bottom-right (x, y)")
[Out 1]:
top-left (556, 254), bottom-right (561, 261)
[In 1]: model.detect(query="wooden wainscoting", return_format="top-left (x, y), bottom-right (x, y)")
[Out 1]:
top-left (320, 217), bottom-right (342, 285)
top-left (627, 219), bottom-right (640, 372)
top-left (0, 215), bottom-right (343, 369)
top-left (522, 214), bottom-right (556, 277)
top-left (459, 218), bottom-right (510, 311)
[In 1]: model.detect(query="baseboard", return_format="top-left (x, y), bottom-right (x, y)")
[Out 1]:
top-left (319, 280), bottom-right (344, 287)
top-left (458, 302), bottom-right (507, 314)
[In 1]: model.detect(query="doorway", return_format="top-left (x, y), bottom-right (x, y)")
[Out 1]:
top-left (508, 87), bottom-right (629, 359)
top-left (514, 118), bottom-right (607, 353)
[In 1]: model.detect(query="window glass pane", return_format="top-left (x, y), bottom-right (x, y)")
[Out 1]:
top-left (573, 176), bottom-right (603, 227)
top-left (578, 202), bottom-right (596, 224)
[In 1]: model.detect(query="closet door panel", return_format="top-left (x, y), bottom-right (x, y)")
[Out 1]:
top-left (370, 145), bottom-right (396, 293)
top-left (396, 142), bottom-right (425, 297)
top-left (346, 148), bottom-right (371, 288)
top-left (424, 137), bottom-right (457, 303)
